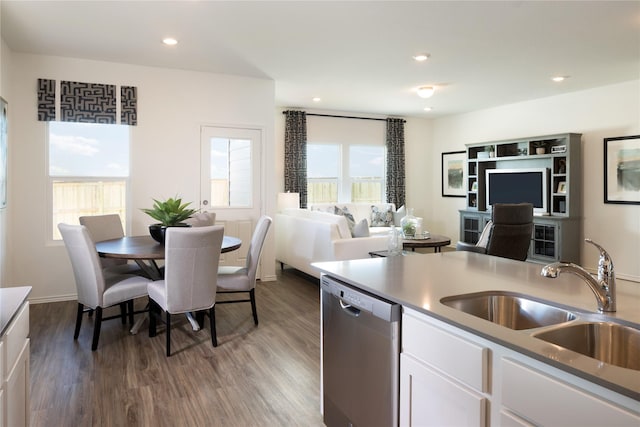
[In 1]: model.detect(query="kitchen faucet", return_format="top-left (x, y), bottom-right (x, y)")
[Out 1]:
top-left (540, 239), bottom-right (616, 312)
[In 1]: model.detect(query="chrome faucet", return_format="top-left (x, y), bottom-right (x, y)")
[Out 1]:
top-left (540, 239), bottom-right (616, 312)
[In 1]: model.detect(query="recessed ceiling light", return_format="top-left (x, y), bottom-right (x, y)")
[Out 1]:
top-left (413, 53), bottom-right (430, 62)
top-left (162, 38), bottom-right (178, 46)
top-left (551, 76), bottom-right (569, 82)
top-left (416, 86), bottom-right (435, 98)
top-left (312, 97), bottom-right (321, 102)
top-left (423, 107), bottom-right (433, 112)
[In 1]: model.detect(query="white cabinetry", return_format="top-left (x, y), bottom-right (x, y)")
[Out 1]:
top-left (400, 308), bottom-right (640, 427)
top-left (400, 308), bottom-right (489, 426)
top-left (1, 301), bottom-right (30, 427)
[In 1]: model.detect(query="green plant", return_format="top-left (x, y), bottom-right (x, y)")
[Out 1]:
top-left (141, 196), bottom-right (197, 226)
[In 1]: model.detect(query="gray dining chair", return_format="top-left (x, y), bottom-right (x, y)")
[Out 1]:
top-left (183, 211), bottom-right (216, 227)
top-left (58, 223), bottom-right (151, 350)
top-left (147, 225), bottom-right (224, 356)
top-left (216, 215), bottom-right (272, 326)
top-left (79, 214), bottom-right (146, 277)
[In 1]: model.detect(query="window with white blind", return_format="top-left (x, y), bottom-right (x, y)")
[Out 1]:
top-left (307, 143), bottom-right (385, 205)
top-left (48, 122), bottom-right (130, 240)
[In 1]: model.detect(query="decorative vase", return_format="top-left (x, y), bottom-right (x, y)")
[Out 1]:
top-left (387, 227), bottom-right (402, 256)
top-left (401, 208), bottom-right (420, 238)
top-left (149, 223), bottom-right (190, 244)
top-left (536, 147), bottom-right (546, 155)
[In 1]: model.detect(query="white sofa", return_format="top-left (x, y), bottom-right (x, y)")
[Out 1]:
top-left (275, 203), bottom-right (398, 278)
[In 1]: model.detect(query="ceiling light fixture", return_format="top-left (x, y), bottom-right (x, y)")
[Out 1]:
top-left (312, 97), bottom-right (321, 102)
top-left (413, 53), bottom-right (430, 62)
top-left (417, 86), bottom-right (435, 98)
top-left (551, 76), bottom-right (569, 82)
top-left (162, 38), bottom-right (178, 46)
top-left (423, 107), bottom-right (433, 112)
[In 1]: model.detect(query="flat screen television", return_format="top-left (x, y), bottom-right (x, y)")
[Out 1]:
top-left (486, 168), bottom-right (549, 215)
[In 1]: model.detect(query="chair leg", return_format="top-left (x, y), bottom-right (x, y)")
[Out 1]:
top-left (250, 289), bottom-right (259, 326)
top-left (119, 303), bottom-right (127, 324)
top-left (148, 300), bottom-right (157, 337)
top-left (91, 307), bottom-right (103, 351)
top-left (127, 300), bottom-right (134, 324)
top-left (74, 303), bottom-right (84, 340)
top-left (209, 306), bottom-right (217, 347)
top-left (166, 312), bottom-right (172, 357)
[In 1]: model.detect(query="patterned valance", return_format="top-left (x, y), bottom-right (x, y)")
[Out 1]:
top-left (37, 79), bottom-right (56, 121)
top-left (37, 79), bottom-right (137, 126)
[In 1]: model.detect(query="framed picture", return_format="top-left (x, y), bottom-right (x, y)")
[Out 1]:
top-left (557, 181), bottom-right (566, 194)
top-left (441, 150), bottom-right (466, 197)
top-left (604, 135), bottom-right (640, 205)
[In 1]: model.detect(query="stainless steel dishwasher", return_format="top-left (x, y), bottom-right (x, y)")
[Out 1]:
top-left (321, 274), bottom-right (401, 427)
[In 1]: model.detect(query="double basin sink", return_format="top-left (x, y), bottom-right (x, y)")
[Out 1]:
top-left (440, 291), bottom-right (640, 371)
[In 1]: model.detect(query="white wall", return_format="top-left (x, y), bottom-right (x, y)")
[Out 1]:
top-left (422, 80), bottom-right (640, 281)
top-left (6, 52), bottom-right (276, 302)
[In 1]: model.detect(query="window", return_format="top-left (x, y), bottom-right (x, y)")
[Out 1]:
top-left (209, 137), bottom-right (252, 207)
top-left (307, 144), bottom-right (339, 204)
top-left (307, 143), bottom-right (385, 205)
top-left (49, 122), bottom-right (129, 240)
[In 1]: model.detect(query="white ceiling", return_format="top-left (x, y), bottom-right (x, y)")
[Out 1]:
top-left (2, 1), bottom-right (639, 118)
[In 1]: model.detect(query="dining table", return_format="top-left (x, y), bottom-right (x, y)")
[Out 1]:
top-left (95, 234), bottom-right (242, 333)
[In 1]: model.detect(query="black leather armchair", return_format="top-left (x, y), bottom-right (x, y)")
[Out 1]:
top-left (456, 203), bottom-right (534, 261)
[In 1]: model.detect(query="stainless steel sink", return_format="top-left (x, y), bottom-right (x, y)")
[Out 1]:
top-left (534, 322), bottom-right (640, 371)
top-left (440, 291), bottom-right (576, 330)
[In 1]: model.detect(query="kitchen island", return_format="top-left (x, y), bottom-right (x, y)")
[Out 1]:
top-left (314, 252), bottom-right (640, 426)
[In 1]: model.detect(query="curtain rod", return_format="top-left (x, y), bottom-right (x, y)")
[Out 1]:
top-left (282, 111), bottom-right (405, 123)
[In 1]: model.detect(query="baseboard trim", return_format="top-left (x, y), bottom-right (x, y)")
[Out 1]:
top-left (29, 293), bottom-right (77, 305)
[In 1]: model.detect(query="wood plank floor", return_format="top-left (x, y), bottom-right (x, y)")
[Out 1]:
top-left (28, 268), bottom-right (324, 427)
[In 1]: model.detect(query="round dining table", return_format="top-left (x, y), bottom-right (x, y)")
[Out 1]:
top-left (95, 234), bottom-right (242, 334)
top-left (96, 235), bottom-right (242, 260)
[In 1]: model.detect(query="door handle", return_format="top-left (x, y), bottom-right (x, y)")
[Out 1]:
top-left (339, 299), bottom-right (361, 317)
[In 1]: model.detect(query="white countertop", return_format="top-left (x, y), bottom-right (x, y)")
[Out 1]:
top-left (0, 286), bottom-right (31, 336)
top-left (313, 251), bottom-right (640, 400)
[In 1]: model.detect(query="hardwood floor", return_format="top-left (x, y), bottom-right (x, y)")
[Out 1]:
top-left (29, 268), bottom-right (324, 427)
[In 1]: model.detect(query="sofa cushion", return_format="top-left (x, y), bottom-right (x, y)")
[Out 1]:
top-left (334, 206), bottom-right (356, 236)
top-left (393, 205), bottom-right (406, 226)
top-left (371, 205), bottom-right (394, 227)
top-left (352, 218), bottom-right (370, 237)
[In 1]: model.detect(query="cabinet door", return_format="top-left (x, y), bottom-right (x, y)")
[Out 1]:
top-left (400, 354), bottom-right (486, 427)
top-left (6, 340), bottom-right (29, 427)
top-left (501, 358), bottom-right (640, 426)
top-left (529, 223), bottom-right (558, 262)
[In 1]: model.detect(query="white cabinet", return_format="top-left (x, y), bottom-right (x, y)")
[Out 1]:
top-left (501, 358), bottom-right (640, 426)
top-left (400, 307), bottom-right (640, 427)
top-left (401, 354), bottom-right (487, 427)
top-left (1, 300), bottom-right (30, 427)
top-left (400, 308), bottom-right (489, 427)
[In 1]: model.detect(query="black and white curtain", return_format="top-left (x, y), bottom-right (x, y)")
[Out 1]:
top-left (284, 110), bottom-right (308, 208)
top-left (386, 118), bottom-right (405, 208)
top-left (37, 78), bottom-right (137, 125)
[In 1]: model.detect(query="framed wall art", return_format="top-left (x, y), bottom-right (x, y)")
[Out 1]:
top-left (604, 135), bottom-right (640, 205)
top-left (442, 151), bottom-right (466, 197)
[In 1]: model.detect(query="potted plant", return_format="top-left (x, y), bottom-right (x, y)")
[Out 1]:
top-left (142, 196), bottom-right (197, 243)
top-left (532, 141), bottom-right (547, 155)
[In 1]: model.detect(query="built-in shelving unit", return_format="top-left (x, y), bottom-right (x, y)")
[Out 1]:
top-left (459, 133), bottom-right (582, 263)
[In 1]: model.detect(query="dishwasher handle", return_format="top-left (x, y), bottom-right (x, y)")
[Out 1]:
top-left (339, 299), bottom-right (361, 317)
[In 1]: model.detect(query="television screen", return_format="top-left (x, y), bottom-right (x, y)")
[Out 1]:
top-left (486, 168), bottom-right (548, 214)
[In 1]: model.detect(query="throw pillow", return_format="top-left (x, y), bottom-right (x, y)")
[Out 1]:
top-left (352, 218), bottom-right (370, 238)
top-left (371, 205), bottom-right (394, 227)
top-left (334, 206), bottom-right (356, 236)
top-left (393, 205), bottom-right (406, 226)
